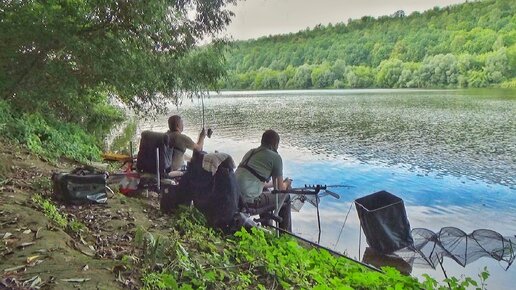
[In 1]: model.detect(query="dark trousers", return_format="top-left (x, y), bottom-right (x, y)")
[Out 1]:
top-left (246, 192), bottom-right (292, 232)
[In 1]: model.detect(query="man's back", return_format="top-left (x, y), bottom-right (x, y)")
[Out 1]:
top-left (166, 131), bottom-right (195, 171)
top-left (235, 146), bottom-right (282, 202)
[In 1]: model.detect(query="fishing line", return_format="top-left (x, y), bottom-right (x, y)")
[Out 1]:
top-left (201, 93), bottom-right (206, 129)
top-left (316, 194), bottom-right (321, 244)
top-left (200, 92), bottom-right (213, 138)
top-left (333, 202), bottom-right (354, 251)
top-left (359, 221), bottom-right (362, 259)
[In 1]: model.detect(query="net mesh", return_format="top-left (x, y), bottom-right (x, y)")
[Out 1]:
top-left (395, 227), bottom-right (516, 269)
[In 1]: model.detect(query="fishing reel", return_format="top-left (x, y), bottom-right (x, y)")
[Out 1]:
top-left (201, 127), bottom-right (213, 138)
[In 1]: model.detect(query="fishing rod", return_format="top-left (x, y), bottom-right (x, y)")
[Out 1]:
top-left (200, 93), bottom-right (213, 138)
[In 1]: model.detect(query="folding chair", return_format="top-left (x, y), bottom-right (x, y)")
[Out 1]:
top-left (135, 131), bottom-right (174, 193)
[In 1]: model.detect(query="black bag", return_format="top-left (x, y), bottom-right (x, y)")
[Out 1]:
top-left (160, 184), bottom-right (192, 214)
top-left (160, 151), bottom-right (242, 233)
top-left (52, 167), bottom-right (108, 204)
top-left (195, 166), bottom-right (242, 233)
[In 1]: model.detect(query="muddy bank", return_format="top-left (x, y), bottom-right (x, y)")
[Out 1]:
top-left (0, 139), bottom-right (170, 289)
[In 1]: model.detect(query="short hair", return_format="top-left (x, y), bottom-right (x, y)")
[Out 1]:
top-left (261, 129), bottom-right (280, 149)
top-left (168, 115), bottom-right (181, 131)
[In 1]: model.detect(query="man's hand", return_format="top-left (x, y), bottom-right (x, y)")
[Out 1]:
top-left (284, 178), bottom-right (292, 189)
top-left (194, 128), bottom-right (206, 151)
top-left (199, 128), bottom-right (206, 139)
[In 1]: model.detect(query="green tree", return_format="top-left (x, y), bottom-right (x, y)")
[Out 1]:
top-left (0, 0), bottom-right (236, 125)
top-left (419, 54), bottom-right (459, 87)
top-left (507, 44), bottom-right (516, 77)
top-left (331, 59), bottom-right (348, 80)
top-left (346, 66), bottom-right (375, 88)
top-left (485, 49), bottom-right (509, 83)
top-left (376, 59), bottom-right (403, 88)
top-left (288, 65), bottom-right (313, 89)
top-left (398, 62), bottom-right (422, 88)
top-left (468, 70), bottom-right (489, 87)
top-left (311, 63), bottom-right (336, 88)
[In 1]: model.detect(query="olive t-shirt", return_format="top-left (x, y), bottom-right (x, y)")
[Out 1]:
top-left (235, 146), bottom-right (283, 202)
top-left (166, 131), bottom-right (195, 171)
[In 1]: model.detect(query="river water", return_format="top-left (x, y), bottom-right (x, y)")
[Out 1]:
top-left (137, 89), bottom-right (516, 289)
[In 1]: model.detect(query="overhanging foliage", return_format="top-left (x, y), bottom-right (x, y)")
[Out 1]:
top-left (0, 0), bottom-right (237, 122)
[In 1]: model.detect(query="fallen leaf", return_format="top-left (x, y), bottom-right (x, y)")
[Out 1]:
top-left (3, 265), bottom-right (26, 272)
top-left (23, 229), bottom-right (31, 235)
top-left (82, 265), bottom-right (89, 271)
top-left (2, 232), bottom-right (12, 239)
top-left (60, 278), bottom-right (90, 283)
top-left (22, 275), bottom-right (42, 288)
top-left (17, 242), bottom-right (35, 249)
top-left (26, 255), bottom-right (39, 264)
top-left (34, 227), bottom-right (42, 240)
top-left (67, 240), bottom-right (95, 257)
top-left (46, 224), bottom-right (58, 231)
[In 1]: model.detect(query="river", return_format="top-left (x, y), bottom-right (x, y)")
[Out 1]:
top-left (136, 89), bottom-right (516, 289)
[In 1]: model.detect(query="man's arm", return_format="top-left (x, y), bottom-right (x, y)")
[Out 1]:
top-left (192, 128), bottom-right (206, 151)
top-left (273, 176), bottom-right (292, 191)
top-left (270, 154), bottom-right (290, 190)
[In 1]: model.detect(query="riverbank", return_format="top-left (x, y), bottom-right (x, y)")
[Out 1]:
top-left (0, 138), bottom-right (136, 288)
top-left (1, 138), bottom-right (489, 289)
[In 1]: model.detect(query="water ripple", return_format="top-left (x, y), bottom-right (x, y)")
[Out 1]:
top-left (178, 89), bottom-right (515, 188)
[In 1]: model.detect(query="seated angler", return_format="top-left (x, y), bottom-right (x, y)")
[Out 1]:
top-left (165, 115), bottom-right (206, 176)
top-left (235, 129), bottom-right (292, 231)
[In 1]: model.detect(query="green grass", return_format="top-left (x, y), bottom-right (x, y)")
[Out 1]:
top-left (31, 194), bottom-right (87, 235)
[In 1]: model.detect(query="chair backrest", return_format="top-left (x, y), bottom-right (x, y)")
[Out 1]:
top-left (136, 131), bottom-right (171, 175)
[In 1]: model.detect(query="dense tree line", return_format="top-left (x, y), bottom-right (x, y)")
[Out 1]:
top-left (222, 0), bottom-right (516, 90)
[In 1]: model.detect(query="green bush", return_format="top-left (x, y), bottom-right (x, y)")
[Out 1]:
top-left (131, 207), bottom-right (490, 290)
top-left (499, 78), bottom-right (516, 88)
top-left (0, 100), bottom-right (103, 162)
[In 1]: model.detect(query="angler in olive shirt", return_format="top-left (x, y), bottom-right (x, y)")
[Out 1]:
top-left (165, 115), bottom-right (206, 172)
top-left (235, 129), bottom-right (292, 231)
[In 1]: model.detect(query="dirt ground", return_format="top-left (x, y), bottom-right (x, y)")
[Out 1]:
top-left (0, 139), bottom-right (170, 289)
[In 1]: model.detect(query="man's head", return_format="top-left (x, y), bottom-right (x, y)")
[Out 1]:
top-left (261, 129), bottom-right (280, 152)
top-left (168, 115), bottom-right (184, 132)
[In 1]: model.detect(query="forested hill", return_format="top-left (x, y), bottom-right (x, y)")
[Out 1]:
top-left (222, 0), bottom-right (516, 90)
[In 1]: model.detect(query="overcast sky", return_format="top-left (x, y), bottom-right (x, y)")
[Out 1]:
top-left (226, 0), bottom-right (467, 40)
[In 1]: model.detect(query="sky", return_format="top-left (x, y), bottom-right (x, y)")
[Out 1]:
top-left (225, 0), bottom-right (468, 40)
